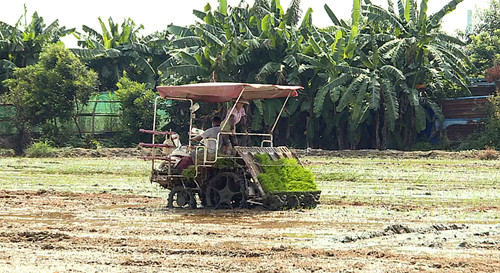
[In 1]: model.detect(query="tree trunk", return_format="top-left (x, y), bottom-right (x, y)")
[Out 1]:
top-left (54, 118), bottom-right (58, 135)
top-left (337, 126), bottom-right (347, 150)
top-left (381, 112), bottom-right (387, 150)
top-left (305, 116), bottom-right (311, 148)
top-left (374, 112), bottom-right (380, 149)
top-left (305, 97), bottom-right (318, 148)
top-left (379, 84), bottom-right (386, 150)
top-left (12, 125), bottom-right (30, 155)
top-left (73, 115), bottom-right (83, 138)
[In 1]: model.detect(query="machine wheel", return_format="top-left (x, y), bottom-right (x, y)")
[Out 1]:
top-left (168, 187), bottom-right (197, 209)
top-left (301, 192), bottom-right (321, 209)
top-left (286, 195), bottom-right (300, 209)
top-left (205, 172), bottom-right (246, 209)
top-left (266, 195), bottom-right (285, 211)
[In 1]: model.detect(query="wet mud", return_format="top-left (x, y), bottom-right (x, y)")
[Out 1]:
top-left (0, 190), bottom-right (499, 272)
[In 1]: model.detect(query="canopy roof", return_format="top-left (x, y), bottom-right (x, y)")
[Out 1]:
top-left (157, 82), bottom-right (301, 103)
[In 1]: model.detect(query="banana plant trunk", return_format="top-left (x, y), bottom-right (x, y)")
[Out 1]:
top-left (381, 114), bottom-right (387, 150)
top-left (337, 126), bottom-right (347, 149)
top-left (375, 113), bottom-right (380, 149)
top-left (306, 115), bottom-right (311, 148)
top-left (379, 87), bottom-right (387, 150)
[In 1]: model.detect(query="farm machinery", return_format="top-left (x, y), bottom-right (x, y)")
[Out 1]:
top-left (140, 83), bottom-right (320, 210)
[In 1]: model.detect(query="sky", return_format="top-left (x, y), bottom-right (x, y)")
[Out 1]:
top-left (1, 0), bottom-right (492, 47)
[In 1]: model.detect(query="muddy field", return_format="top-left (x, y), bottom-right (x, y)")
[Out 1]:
top-left (0, 152), bottom-right (499, 272)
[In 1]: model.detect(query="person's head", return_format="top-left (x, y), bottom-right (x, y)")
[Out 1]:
top-left (212, 116), bottom-right (221, 127)
top-left (234, 99), bottom-right (249, 109)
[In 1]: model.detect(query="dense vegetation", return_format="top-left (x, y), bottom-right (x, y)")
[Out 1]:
top-left (1, 0), bottom-right (499, 153)
top-left (4, 43), bottom-right (97, 152)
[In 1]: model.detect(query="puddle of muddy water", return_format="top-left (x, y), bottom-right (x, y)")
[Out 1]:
top-left (95, 203), bottom-right (146, 210)
top-left (0, 212), bottom-right (75, 225)
top-left (0, 210), bottom-right (132, 227)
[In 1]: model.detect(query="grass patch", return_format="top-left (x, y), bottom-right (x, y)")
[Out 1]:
top-left (0, 157), bottom-right (158, 196)
top-left (309, 156), bottom-right (500, 207)
top-left (0, 149), bottom-right (15, 156)
top-left (317, 171), bottom-right (361, 182)
top-left (0, 154), bottom-right (498, 208)
top-left (25, 141), bottom-right (55, 158)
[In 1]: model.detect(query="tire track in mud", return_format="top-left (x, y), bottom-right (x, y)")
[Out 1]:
top-left (340, 223), bottom-right (468, 243)
top-left (2, 230), bottom-right (71, 243)
top-left (1, 189), bottom-right (500, 272)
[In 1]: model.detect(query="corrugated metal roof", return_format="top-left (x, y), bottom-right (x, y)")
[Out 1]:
top-left (441, 96), bottom-right (490, 119)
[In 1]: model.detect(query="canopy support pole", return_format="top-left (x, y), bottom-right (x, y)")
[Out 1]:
top-left (220, 88), bottom-right (246, 132)
top-left (270, 90), bottom-right (292, 135)
top-left (151, 96), bottom-right (161, 172)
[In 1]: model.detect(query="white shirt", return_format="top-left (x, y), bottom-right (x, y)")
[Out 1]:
top-left (200, 126), bottom-right (221, 151)
top-left (226, 107), bottom-right (246, 125)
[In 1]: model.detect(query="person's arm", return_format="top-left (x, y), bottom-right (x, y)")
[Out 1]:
top-left (191, 134), bottom-right (203, 142)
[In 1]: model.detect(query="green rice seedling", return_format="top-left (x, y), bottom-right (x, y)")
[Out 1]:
top-left (255, 154), bottom-right (318, 193)
top-left (182, 165), bottom-right (196, 179)
top-left (213, 158), bottom-right (240, 168)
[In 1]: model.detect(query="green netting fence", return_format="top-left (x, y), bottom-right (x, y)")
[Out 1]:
top-left (72, 92), bottom-right (121, 135)
top-left (0, 104), bottom-right (16, 135)
top-left (0, 92), bottom-right (121, 136)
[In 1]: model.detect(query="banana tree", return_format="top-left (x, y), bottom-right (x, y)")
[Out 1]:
top-left (294, 1), bottom-right (361, 149)
top-left (361, 0), bottom-right (471, 147)
top-left (311, 0), bottom-right (470, 149)
top-left (72, 17), bottom-right (157, 90)
top-left (159, 0), bottom-right (315, 146)
top-left (0, 8), bottom-right (74, 94)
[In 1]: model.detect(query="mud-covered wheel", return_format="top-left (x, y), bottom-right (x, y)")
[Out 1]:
top-left (266, 195), bottom-right (285, 211)
top-left (205, 172), bottom-right (245, 209)
top-left (301, 192), bottom-right (320, 209)
top-left (286, 195), bottom-right (300, 209)
top-left (168, 187), bottom-right (197, 209)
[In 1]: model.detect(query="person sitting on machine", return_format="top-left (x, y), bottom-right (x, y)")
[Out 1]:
top-left (191, 117), bottom-right (221, 153)
top-left (185, 116), bottom-right (222, 164)
top-left (172, 116), bottom-right (223, 170)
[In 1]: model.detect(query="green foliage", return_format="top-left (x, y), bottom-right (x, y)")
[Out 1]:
top-left (255, 153), bottom-right (317, 193)
top-left (314, 0), bottom-right (469, 149)
top-left (73, 17), bottom-right (160, 90)
top-left (408, 139), bottom-right (450, 151)
top-left (458, 94), bottom-right (500, 150)
top-left (25, 141), bottom-right (55, 158)
top-left (465, 30), bottom-right (500, 78)
top-left (473, 0), bottom-right (500, 36)
top-left (484, 93), bottom-right (500, 148)
top-left (182, 165), bottom-right (196, 180)
top-left (0, 0), bottom-right (478, 151)
top-left (4, 43), bottom-right (97, 146)
top-left (114, 76), bottom-right (156, 146)
top-left (464, 1), bottom-right (500, 77)
top-left (84, 134), bottom-right (102, 149)
top-left (0, 8), bottom-right (74, 94)
top-left (0, 149), bottom-right (15, 156)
